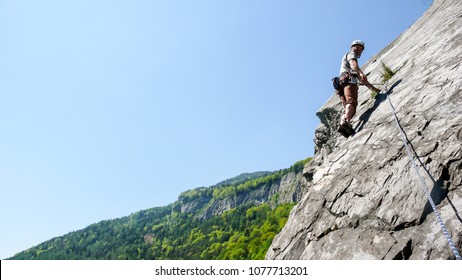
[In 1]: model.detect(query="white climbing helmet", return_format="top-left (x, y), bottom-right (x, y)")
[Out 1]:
top-left (351, 39), bottom-right (365, 49)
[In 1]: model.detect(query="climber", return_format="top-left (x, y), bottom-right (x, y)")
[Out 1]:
top-left (337, 40), bottom-right (381, 137)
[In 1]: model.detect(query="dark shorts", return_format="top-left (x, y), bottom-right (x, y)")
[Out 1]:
top-left (338, 85), bottom-right (358, 107)
top-left (337, 72), bottom-right (358, 108)
top-left (343, 84), bottom-right (358, 107)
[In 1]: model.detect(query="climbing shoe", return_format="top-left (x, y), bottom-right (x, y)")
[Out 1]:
top-left (340, 118), bottom-right (355, 137)
top-left (338, 125), bottom-right (351, 138)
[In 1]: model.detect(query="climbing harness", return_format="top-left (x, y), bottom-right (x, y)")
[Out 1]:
top-left (385, 89), bottom-right (462, 260)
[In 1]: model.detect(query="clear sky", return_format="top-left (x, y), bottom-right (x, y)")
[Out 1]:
top-left (0, 0), bottom-right (431, 259)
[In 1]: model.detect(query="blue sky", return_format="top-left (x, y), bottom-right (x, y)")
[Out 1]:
top-left (0, 0), bottom-right (431, 259)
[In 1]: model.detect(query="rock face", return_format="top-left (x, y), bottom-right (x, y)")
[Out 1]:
top-left (267, 0), bottom-right (462, 260)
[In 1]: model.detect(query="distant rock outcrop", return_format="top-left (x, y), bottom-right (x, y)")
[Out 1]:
top-left (181, 170), bottom-right (306, 220)
top-left (267, 0), bottom-right (462, 260)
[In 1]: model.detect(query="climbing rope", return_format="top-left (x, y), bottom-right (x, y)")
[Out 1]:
top-left (384, 89), bottom-right (462, 260)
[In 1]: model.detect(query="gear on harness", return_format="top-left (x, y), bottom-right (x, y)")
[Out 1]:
top-left (332, 72), bottom-right (360, 91)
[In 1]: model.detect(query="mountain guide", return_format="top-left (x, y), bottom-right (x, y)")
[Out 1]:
top-left (334, 40), bottom-right (381, 137)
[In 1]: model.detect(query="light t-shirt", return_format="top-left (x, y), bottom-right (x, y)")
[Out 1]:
top-left (339, 51), bottom-right (358, 76)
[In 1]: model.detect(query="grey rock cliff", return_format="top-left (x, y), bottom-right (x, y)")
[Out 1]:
top-left (267, 0), bottom-right (462, 260)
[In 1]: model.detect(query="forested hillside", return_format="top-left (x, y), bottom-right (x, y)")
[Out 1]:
top-left (9, 159), bottom-right (309, 260)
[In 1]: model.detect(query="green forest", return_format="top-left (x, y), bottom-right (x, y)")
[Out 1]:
top-left (10, 158), bottom-right (310, 260)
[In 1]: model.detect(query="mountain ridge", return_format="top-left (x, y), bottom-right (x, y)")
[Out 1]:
top-left (8, 158), bottom-right (310, 260)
